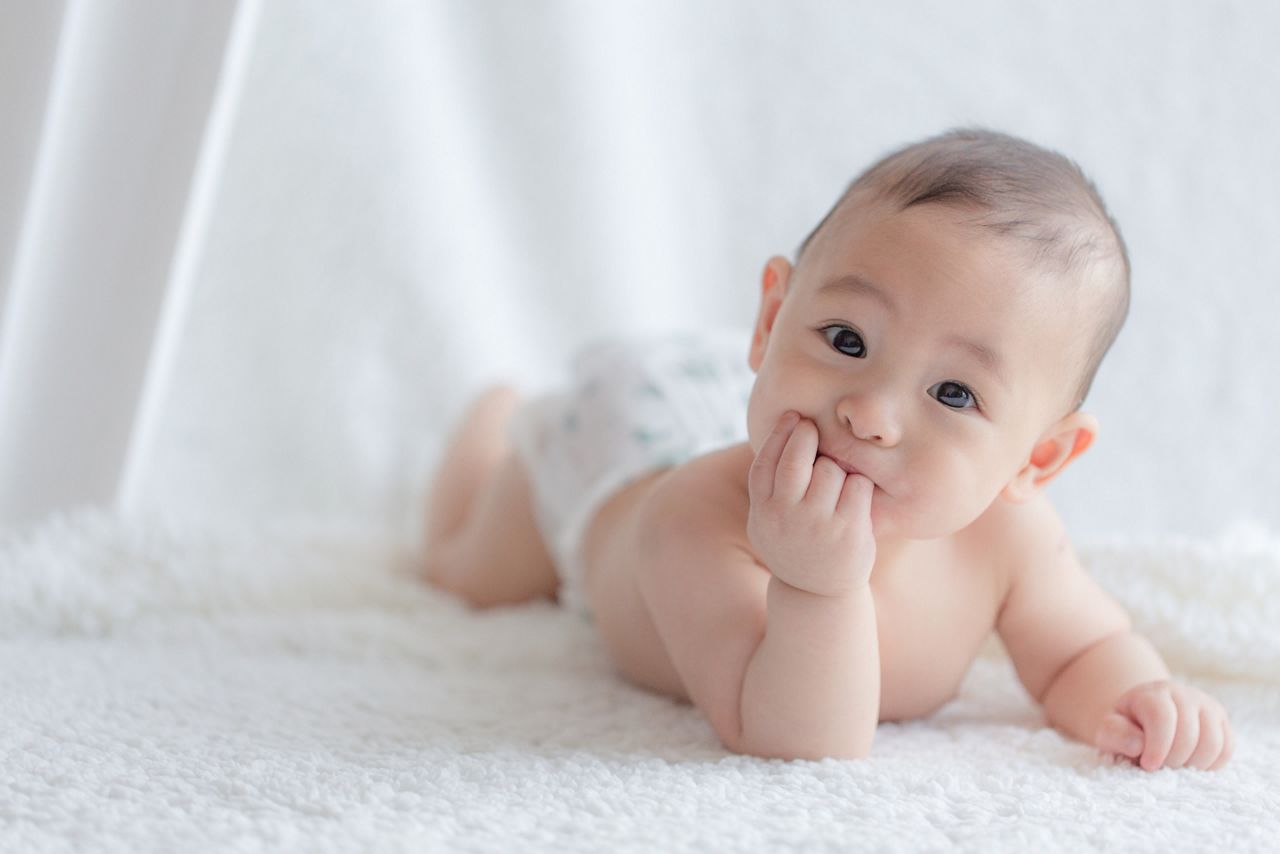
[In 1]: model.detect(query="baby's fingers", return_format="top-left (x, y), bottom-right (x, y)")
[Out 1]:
top-left (1115, 683), bottom-right (1178, 771)
top-left (1095, 712), bottom-right (1145, 761)
top-left (1162, 688), bottom-right (1202, 768)
top-left (1164, 685), bottom-right (1227, 770)
top-left (749, 411), bottom-right (800, 502)
top-left (806, 456), bottom-right (848, 509)
top-left (1208, 718), bottom-right (1235, 771)
top-left (773, 418), bottom-right (819, 503)
top-left (1185, 707), bottom-right (1226, 770)
top-left (836, 472), bottom-right (875, 527)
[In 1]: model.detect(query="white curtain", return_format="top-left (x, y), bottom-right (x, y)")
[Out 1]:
top-left (0, 0), bottom-right (259, 532)
top-left (3, 1), bottom-right (1277, 543)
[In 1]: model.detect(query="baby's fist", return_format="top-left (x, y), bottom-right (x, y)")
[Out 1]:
top-left (746, 410), bottom-right (876, 597)
top-left (1094, 680), bottom-right (1234, 771)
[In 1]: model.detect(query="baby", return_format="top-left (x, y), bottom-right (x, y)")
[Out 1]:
top-left (423, 128), bottom-right (1234, 770)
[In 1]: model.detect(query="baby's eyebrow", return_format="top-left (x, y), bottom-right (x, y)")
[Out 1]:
top-left (944, 334), bottom-right (1010, 392)
top-left (817, 274), bottom-right (898, 316)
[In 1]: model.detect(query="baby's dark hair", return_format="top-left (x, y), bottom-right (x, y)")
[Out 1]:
top-left (795, 127), bottom-right (1130, 414)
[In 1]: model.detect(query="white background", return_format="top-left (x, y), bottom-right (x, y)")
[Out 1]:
top-left (6, 1), bottom-right (1279, 546)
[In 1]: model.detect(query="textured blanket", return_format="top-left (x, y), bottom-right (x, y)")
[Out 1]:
top-left (2, 510), bottom-right (1278, 852)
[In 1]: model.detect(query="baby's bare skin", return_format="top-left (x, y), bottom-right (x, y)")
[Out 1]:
top-left (426, 194), bottom-right (1234, 769)
top-left (580, 440), bottom-right (1007, 723)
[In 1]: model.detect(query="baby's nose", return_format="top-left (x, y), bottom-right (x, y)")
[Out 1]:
top-left (836, 394), bottom-right (901, 446)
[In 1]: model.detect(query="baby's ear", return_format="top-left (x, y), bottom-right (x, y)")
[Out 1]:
top-left (1001, 411), bottom-right (1099, 503)
top-left (749, 256), bottom-right (792, 372)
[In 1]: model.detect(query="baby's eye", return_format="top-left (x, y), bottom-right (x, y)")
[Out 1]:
top-left (820, 325), bottom-right (866, 358)
top-left (929, 380), bottom-right (977, 410)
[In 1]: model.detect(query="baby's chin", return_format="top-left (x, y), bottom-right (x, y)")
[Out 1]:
top-left (883, 499), bottom-right (1001, 543)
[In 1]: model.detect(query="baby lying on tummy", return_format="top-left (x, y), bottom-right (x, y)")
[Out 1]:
top-left (423, 128), bottom-right (1234, 770)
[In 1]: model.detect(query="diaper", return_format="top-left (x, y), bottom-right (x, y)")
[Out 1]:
top-left (507, 329), bottom-right (755, 619)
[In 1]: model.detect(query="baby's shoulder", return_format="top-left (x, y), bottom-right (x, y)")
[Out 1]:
top-left (957, 490), bottom-right (1073, 593)
top-left (641, 442), bottom-right (754, 539)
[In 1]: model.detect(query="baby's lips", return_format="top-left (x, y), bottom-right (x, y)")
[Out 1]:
top-left (832, 459), bottom-right (862, 477)
top-left (816, 447), bottom-right (872, 481)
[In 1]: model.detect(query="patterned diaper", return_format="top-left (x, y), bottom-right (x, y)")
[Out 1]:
top-left (507, 329), bottom-right (755, 618)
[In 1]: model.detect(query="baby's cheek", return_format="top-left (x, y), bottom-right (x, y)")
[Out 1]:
top-left (746, 420), bottom-right (766, 455)
top-left (744, 394), bottom-right (770, 455)
top-left (875, 481), bottom-right (956, 540)
top-left (867, 489), bottom-right (901, 537)
top-left (866, 491), bottom-right (883, 527)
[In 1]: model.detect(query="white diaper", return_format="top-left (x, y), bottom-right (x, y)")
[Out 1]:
top-left (507, 329), bottom-right (755, 619)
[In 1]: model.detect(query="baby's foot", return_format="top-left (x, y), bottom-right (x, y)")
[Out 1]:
top-left (423, 385), bottom-right (522, 560)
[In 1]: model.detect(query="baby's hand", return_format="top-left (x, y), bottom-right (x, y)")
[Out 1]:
top-left (1094, 679), bottom-right (1234, 771)
top-left (746, 410), bottom-right (876, 598)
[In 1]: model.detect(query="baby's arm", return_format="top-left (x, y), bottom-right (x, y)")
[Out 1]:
top-left (636, 413), bottom-right (879, 760)
top-left (995, 495), bottom-right (1233, 770)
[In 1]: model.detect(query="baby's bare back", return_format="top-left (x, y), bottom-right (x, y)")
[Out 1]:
top-left (579, 441), bottom-right (1011, 724)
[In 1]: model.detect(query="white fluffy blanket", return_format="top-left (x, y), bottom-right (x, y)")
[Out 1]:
top-left (2, 510), bottom-right (1278, 852)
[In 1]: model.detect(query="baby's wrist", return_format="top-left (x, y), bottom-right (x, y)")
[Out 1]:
top-left (768, 574), bottom-right (874, 609)
top-left (761, 552), bottom-right (874, 600)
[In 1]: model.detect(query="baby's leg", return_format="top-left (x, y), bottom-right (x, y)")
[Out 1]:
top-left (423, 385), bottom-right (559, 608)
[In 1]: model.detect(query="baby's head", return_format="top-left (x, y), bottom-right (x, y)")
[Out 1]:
top-left (746, 128), bottom-right (1130, 540)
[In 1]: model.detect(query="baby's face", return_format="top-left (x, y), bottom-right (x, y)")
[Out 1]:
top-left (747, 201), bottom-right (1084, 541)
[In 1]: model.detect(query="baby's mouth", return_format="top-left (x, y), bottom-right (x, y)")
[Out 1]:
top-left (815, 446), bottom-right (887, 496)
top-left (828, 457), bottom-right (860, 476)
top-left (818, 448), bottom-right (866, 479)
